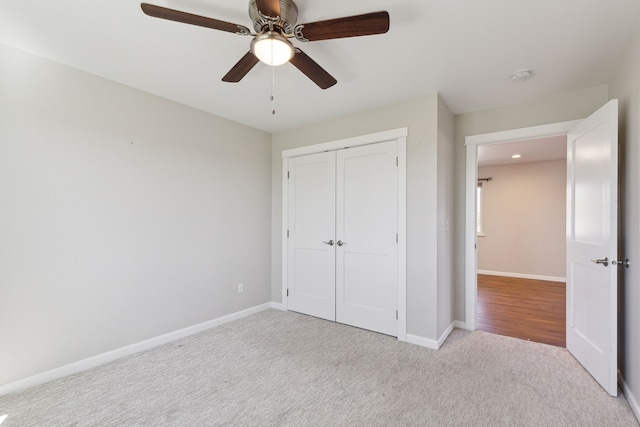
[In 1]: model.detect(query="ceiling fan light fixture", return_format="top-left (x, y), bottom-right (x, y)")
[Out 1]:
top-left (251, 32), bottom-right (294, 66)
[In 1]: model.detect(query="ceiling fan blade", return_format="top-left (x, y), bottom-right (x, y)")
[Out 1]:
top-left (255, 0), bottom-right (281, 19)
top-left (289, 49), bottom-right (337, 89)
top-left (294, 11), bottom-right (389, 42)
top-left (222, 52), bottom-right (260, 83)
top-left (141, 3), bottom-right (251, 35)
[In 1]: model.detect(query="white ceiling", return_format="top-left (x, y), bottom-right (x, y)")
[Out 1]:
top-left (477, 136), bottom-right (567, 167)
top-left (2, 1), bottom-right (640, 133)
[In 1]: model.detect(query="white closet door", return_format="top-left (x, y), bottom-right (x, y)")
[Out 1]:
top-left (336, 141), bottom-right (398, 336)
top-left (287, 151), bottom-right (336, 321)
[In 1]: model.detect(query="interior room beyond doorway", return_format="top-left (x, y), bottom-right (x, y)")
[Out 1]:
top-left (475, 137), bottom-right (567, 347)
top-left (477, 274), bottom-right (565, 346)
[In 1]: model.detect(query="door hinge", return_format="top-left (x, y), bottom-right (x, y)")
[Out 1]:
top-left (396, 156), bottom-right (398, 166)
top-left (396, 233), bottom-right (398, 243)
top-left (396, 310), bottom-right (398, 320)
top-left (287, 289), bottom-right (289, 297)
top-left (287, 171), bottom-right (290, 179)
top-left (287, 229), bottom-right (289, 238)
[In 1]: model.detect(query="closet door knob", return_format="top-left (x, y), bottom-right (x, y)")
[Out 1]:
top-left (337, 240), bottom-right (346, 246)
top-left (323, 240), bottom-right (334, 246)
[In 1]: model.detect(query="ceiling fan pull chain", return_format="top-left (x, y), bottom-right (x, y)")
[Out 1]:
top-left (271, 61), bottom-right (276, 115)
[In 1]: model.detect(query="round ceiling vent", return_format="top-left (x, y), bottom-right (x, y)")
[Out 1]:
top-left (511, 70), bottom-right (533, 83)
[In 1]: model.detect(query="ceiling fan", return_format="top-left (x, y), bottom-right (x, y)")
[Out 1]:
top-left (141, 0), bottom-right (390, 89)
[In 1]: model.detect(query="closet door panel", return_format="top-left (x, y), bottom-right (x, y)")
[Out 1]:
top-left (287, 152), bottom-right (336, 321)
top-left (336, 141), bottom-right (398, 336)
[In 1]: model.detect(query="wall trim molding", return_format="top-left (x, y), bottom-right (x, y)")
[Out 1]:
top-left (465, 120), bottom-right (582, 146)
top-left (619, 370), bottom-right (640, 423)
top-left (406, 334), bottom-right (439, 350)
top-left (0, 303), bottom-right (273, 397)
top-left (282, 127), bottom-right (408, 158)
top-left (270, 302), bottom-right (286, 311)
top-left (477, 270), bottom-right (566, 283)
top-left (406, 321), bottom-right (459, 350)
top-left (438, 323), bottom-right (455, 348)
top-left (453, 320), bottom-right (467, 330)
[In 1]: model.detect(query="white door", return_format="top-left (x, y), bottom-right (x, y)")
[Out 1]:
top-left (336, 141), bottom-right (398, 336)
top-left (287, 151), bottom-right (336, 321)
top-left (566, 99), bottom-right (618, 396)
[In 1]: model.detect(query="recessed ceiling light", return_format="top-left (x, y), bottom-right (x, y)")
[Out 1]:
top-left (512, 154), bottom-right (522, 159)
top-left (511, 70), bottom-right (533, 83)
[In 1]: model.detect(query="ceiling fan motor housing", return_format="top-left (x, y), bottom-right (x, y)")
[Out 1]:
top-left (249, 0), bottom-right (298, 34)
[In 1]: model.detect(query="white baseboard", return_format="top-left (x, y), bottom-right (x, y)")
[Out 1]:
top-left (453, 320), bottom-right (468, 330)
top-left (270, 302), bottom-right (286, 311)
top-left (406, 334), bottom-right (439, 350)
top-left (619, 371), bottom-right (640, 423)
top-left (406, 321), bottom-right (458, 351)
top-left (438, 323), bottom-right (455, 348)
top-left (477, 270), bottom-right (566, 283)
top-left (0, 303), bottom-right (273, 397)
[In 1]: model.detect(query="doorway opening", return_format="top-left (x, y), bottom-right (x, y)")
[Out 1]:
top-left (464, 120), bottom-right (581, 343)
top-left (475, 138), bottom-right (567, 346)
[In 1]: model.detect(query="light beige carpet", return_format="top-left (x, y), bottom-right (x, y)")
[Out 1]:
top-left (0, 309), bottom-right (637, 426)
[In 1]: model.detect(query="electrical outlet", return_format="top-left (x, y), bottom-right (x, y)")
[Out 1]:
top-left (238, 282), bottom-right (244, 293)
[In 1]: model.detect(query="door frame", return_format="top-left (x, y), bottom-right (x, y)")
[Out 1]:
top-left (464, 120), bottom-right (581, 330)
top-left (282, 127), bottom-right (408, 341)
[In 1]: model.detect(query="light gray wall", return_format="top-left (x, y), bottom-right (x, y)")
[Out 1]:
top-left (271, 95), bottom-right (453, 340)
top-left (453, 85), bottom-right (609, 321)
top-left (0, 44), bottom-right (272, 385)
top-left (477, 160), bottom-right (566, 279)
top-left (437, 96), bottom-right (455, 336)
top-left (609, 28), bottom-right (640, 419)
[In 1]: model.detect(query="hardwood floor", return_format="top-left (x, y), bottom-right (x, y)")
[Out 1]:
top-left (477, 274), bottom-right (566, 347)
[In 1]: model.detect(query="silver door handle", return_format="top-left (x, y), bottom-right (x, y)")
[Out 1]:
top-left (323, 240), bottom-right (334, 246)
top-left (591, 257), bottom-right (609, 267)
top-left (337, 240), bottom-right (346, 246)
